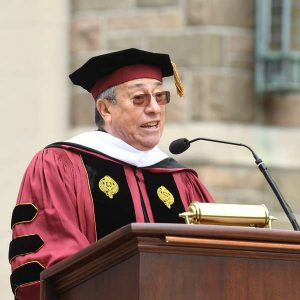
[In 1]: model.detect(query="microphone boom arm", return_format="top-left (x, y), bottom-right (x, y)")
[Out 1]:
top-left (188, 138), bottom-right (300, 231)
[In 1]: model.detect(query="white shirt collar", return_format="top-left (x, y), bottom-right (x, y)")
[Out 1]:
top-left (66, 131), bottom-right (169, 168)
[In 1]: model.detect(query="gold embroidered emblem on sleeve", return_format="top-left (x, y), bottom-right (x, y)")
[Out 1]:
top-left (157, 186), bottom-right (174, 209)
top-left (99, 175), bottom-right (119, 199)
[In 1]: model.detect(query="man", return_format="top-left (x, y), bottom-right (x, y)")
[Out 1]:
top-left (9, 48), bottom-right (214, 299)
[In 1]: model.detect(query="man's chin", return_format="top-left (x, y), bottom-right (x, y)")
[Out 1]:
top-left (134, 139), bottom-right (160, 151)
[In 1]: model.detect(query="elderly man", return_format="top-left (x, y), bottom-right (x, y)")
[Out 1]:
top-left (9, 48), bottom-right (214, 299)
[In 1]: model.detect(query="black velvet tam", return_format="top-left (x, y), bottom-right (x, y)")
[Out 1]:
top-left (69, 48), bottom-right (173, 93)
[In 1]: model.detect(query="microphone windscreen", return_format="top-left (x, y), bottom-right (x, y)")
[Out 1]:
top-left (169, 138), bottom-right (190, 154)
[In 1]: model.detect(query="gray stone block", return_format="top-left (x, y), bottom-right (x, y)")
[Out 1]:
top-left (106, 9), bottom-right (182, 31)
top-left (71, 19), bottom-right (101, 53)
top-left (72, 0), bottom-right (132, 11)
top-left (107, 37), bottom-right (144, 50)
top-left (191, 73), bottom-right (255, 122)
top-left (187, 0), bottom-right (254, 27)
top-left (263, 94), bottom-right (300, 127)
top-left (137, 0), bottom-right (178, 6)
top-left (148, 34), bottom-right (223, 67)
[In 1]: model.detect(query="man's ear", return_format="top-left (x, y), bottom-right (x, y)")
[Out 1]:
top-left (96, 99), bottom-right (112, 123)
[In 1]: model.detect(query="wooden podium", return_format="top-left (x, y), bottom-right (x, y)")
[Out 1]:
top-left (41, 223), bottom-right (300, 300)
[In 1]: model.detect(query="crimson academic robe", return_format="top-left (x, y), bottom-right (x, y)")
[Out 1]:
top-left (9, 143), bottom-right (214, 300)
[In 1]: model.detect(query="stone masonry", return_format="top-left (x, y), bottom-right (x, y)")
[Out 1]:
top-left (70, 0), bottom-right (300, 229)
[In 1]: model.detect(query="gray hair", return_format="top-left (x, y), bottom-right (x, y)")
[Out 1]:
top-left (95, 86), bottom-right (117, 128)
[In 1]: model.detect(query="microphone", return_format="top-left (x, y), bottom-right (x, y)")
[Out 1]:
top-left (169, 137), bottom-right (300, 231)
top-left (169, 138), bottom-right (191, 154)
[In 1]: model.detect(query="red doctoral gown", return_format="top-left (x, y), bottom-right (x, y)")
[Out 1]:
top-left (9, 140), bottom-right (214, 299)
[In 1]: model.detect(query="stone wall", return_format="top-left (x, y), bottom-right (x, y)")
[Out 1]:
top-left (69, 0), bottom-right (300, 230)
top-left (70, 0), bottom-right (255, 125)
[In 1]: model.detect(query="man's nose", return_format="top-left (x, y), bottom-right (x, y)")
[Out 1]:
top-left (145, 95), bottom-right (161, 112)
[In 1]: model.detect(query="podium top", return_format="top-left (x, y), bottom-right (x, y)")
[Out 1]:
top-left (40, 223), bottom-right (300, 300)
top-left (41, 223), bottom-right (300, 280)
top-left (115, 222), bottom-right (300, 242)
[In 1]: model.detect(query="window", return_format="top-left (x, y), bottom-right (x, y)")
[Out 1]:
top-left (256, 0), bottom-right (300, 93)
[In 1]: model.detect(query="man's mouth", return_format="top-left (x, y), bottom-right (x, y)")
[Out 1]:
top-left (141, 121), bottom-right (159, 128)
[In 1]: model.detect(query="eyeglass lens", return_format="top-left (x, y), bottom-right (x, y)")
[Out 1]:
top-left (131, 91), bottom-right (170, 106)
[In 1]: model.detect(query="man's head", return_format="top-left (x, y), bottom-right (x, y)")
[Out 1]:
top-left (69, 48), bottom-right (183, 151)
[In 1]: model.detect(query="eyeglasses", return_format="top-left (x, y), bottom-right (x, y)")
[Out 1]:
top-left (130, 91), bottom-right (170, 107)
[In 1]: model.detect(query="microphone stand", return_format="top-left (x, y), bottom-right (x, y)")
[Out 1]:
top-left (189, 138), bottom-right (300, 231)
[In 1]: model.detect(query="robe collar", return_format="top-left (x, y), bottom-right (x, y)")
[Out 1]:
top-left (66, 131), bottom-right (169, 167)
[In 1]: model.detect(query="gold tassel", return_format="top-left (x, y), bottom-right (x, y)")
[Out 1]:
top-left (171, 61), bottom-right (185, 97)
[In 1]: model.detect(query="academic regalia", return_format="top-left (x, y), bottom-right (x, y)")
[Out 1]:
top-left (9, 48), bottom-right (213, 299)
top-left (9, 131), bottom-right (214, 299)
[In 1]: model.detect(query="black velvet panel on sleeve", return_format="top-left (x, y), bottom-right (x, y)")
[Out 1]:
top-left (142, 171), bottom-right (185, 224)
top-left (81, 153), bottom-right (136, 239)
top-left (10, 261), bottom-right (44, 294)
top-left (11, 204), bottom-right (38, 229)
top-left (9, 235), bottom-right (44, 262)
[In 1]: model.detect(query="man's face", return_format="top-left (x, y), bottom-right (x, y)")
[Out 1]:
top-left (103, 78), bottom-right (166, 151)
